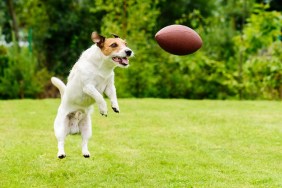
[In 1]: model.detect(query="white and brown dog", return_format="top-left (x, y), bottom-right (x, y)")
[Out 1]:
top-left (51, 32), bottom-right (134, 158)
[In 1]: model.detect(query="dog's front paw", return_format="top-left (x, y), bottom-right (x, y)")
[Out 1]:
top-left (100, 113), bottom-right (107, 117)
top-left (98, 101), bottom-right (108, 117)
top-left (111, 101), bottom-right (119, 113)
top-left (100, 109), bottom-right (108, 117)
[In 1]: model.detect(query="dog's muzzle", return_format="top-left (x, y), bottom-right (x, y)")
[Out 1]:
top-left (112, 49), bottom-right (133, 66)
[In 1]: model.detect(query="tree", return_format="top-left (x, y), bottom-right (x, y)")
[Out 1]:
top-left (20, 0), bottom-right (103, 75)
top-left (5, 0), bottom-right (19, 43)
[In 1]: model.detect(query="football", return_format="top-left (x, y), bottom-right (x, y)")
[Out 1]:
top-left (155, 24), bottom-right (202, 55)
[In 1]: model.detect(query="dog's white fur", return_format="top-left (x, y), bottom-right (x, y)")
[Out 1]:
top-left (51, 32), bottom-right (133, 158)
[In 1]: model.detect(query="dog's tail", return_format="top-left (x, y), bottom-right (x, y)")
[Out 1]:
top-left (51, 77), bottom-right (66, 97)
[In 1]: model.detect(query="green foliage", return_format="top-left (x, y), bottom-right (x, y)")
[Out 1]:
top-left (1, 0), bottom-right (282, 99)
top-left (147, 52), bottom-right (237, 99)
top-left (233, 5), bottom-right (282, 99)
top-left (21, 0), bottom-right (102, 75)
top-left (92, 0), bottom-right (159, 37)
top-left (0, 44), bottom-right (50, 99)
top-left (157, 0), bottom-right (217, 29)
top-left (243, 41), bottom-right (282, 99)
top-left (234, 4), bottom-right (282, 55)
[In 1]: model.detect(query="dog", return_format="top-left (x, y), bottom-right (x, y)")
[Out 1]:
top-left (51, 32), bottom-right (134, 158)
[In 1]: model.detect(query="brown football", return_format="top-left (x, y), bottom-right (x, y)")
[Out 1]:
top-left (155, 25), bottom-right (202, 55)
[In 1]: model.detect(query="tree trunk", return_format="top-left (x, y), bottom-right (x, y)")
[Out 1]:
top-left (6, 0), bottom-right (20, 44)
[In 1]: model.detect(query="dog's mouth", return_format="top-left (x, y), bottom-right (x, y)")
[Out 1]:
top-left (112, 57), bottom-right (129, 66)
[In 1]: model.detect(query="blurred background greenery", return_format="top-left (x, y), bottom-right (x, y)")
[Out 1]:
top-left (0, 0), bottom-right (282, 100)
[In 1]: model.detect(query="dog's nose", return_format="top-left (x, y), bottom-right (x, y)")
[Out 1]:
top-left (125, 50), bottom-right (132, 56)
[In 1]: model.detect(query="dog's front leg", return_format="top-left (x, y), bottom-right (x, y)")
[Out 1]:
top-left (83, 84), bottom-right (108, 116)
top-left (105, 84), bottom-right (119, 113)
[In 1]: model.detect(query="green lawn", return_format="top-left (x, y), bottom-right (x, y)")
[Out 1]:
top-left (0, 99), bottom-right (281, 187)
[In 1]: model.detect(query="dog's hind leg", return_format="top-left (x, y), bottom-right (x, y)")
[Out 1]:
top-left (68, 111), bottom-right (84, 134)
top-left (54, 114), bottom-right (68, 159)
top-left (79, 114), bottom-right (92, 158)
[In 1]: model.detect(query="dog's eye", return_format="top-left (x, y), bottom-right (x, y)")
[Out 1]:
top-left (110, 43), bottom-right (118, 48)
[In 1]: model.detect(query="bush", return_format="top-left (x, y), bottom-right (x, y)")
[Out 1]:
top-left (151, 52), bottom-right (237, 99)
top-left (233, 5), bottom-right (282, 99)
top-left (0, 44), bottom-right (51, 99)
top-left (243, 42), bottom-right (282, 99)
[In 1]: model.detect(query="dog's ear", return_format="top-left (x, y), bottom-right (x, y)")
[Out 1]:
top-left (91, 32), bottom-right (105, 48)
top-left (112, 34), bottom-right (119, 38)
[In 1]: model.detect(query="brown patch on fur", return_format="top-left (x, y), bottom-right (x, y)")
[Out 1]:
top-left (100, 38), bottom-right (127, 56)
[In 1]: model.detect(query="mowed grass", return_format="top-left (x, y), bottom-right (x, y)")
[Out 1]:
top-left (0, 99), bottom-right (281, 188)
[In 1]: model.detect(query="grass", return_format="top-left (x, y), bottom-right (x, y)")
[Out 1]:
top-left (0, 99), bottom-right (281, 187)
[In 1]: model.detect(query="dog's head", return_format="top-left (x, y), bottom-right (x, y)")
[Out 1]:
top-left (92, 32), bottom-right (134, 68)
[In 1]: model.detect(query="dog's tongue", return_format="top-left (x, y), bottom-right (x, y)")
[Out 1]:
top-left (122, 57), bottom-right (128, 65)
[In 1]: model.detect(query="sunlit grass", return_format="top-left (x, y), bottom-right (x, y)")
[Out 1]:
top-left (0, 99), bottom-right (281, 187)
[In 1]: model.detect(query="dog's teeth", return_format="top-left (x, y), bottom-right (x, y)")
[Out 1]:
top-left (113, 57), bottom-right (122, 63)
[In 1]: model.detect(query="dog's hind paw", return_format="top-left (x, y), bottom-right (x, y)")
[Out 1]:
top-left (83, 150), bottom-right (91, 158)
top-left (83, 154), bottom-right (90, 158)
top-left (58, 154), bottom-right (66, 159)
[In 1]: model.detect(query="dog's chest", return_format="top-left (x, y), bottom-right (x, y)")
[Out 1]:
top-left (91, 74), bottom-right (111, 93)
top-left (77, 75), bottom-right (109, 106)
